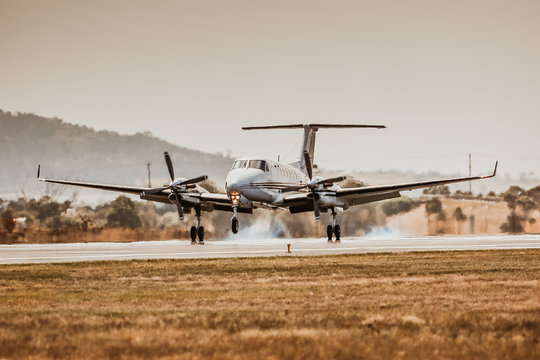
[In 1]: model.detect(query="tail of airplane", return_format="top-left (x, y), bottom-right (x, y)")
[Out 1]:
top-left (242, 124), bottom-right (386, 177)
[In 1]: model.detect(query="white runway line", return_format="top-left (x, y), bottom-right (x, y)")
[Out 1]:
top-left (0, 235), bottom-right (539, 264)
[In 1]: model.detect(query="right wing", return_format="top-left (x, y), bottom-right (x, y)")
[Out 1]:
top-left (38, 177), bottom-right (151, 195)
top-left (38, 167), bottom-right (252, 213)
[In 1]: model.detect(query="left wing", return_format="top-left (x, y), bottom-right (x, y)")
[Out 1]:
top-left (279, 161), bottom-right (498, 211)
top-left (336, 161), bottom-right (498, 198)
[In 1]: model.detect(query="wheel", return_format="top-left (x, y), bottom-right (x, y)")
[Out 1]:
top-left (197, 226), bottom-right (205, 244)
top-left (327, 225), bottom-right (333, 242)
top-left (334, 224), bottom-right (341, 242)
top-left (231, 218), bottom-right (239, 234)
top-left (190, 226), bottom-right (197, 244)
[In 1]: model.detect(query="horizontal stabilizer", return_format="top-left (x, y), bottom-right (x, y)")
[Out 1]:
top-left (242, 123), bottom-right (386, 130)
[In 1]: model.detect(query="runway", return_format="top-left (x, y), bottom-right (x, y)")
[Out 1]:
top-left (1, 234), bottom-right (539, 264)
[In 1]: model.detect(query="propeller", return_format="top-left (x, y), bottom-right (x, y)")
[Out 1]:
top-left (284, 151), bottom-right (347, 220)
top-left (164, 151), bottom-right (175, 181)
top-left (144, 152), bottom-right (208, 220)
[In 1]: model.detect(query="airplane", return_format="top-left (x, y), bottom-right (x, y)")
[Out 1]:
top-left (38, 123), bottom-right (498, 243)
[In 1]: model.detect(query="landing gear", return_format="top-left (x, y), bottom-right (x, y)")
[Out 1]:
top-left (327, 208), bottom-right (341, 243)
top-left (231, 206), bottom-right (239, 234)
top-left (190, 208), bottom-right (205, 244)
top-left (334, 224), bottom-right (341, 242)
top-left (327, 225), bottom-right (333, 242)
top-left (231, 217), bottom-right (239, 234)
top-left (197, 226), bottom-right (205, 244)
top-left (190, 226), bottom-right (197, 244)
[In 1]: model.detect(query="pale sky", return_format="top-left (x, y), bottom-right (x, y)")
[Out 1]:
top-left (1, 0), bottom-right (539, 177)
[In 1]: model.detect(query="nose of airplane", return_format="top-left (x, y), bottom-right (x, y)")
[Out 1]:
top-left (225, 170), bottom-right (244, 195)
top-left (225, 168), bottom-right (260, 196)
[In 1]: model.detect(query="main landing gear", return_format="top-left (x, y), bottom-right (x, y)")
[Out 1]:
top-left (327, 208), bottom-right (341, 243)
top-left (231, 206), bottom-right (239, 234)
top-left (190, 208), bottom-right (204, 245)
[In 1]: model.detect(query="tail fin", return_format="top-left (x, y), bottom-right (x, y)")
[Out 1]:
top-left (242, 123), bottom-right (386, 176)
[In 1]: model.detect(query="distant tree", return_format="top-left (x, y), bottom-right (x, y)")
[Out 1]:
top-left (523, 185), bottom-right (540, 207)
top-left (423, 186), bottom-right (450, 196)
top-left (500, 211), bottom-right (523, 233)
top-left (453, 207), bottom-right (467, 234)
top-left (425, 197), bottom-right (443, 215)
top-left (2, 209), bottom-right (16, 233)
top-left (516, 196), bottom-right (537, 213)
top-left (487, 191), bottom-right (497, 197)
top-left (339, 178), bottom-right (366, 188)
top-left (46, 215), bottom-right (74, 229)
top-left (382, 198), bottom-right (418, 217)
top-left (198, 179), bottom-right (222, 193)
top-left (503, 193), bottom-right (518, 210)
top-left (106, 196), bottom-right (141, 228)
top-left (425, 197), bottom-right (446, 234)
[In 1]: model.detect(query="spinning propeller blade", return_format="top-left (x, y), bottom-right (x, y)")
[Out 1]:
top-left (315, 176), bottom-right (346, 187)
top-left (312, 196), bottom-right (320, 220)
top-left (303, 151), bottom-right (313, 180)
top-left (178, 175), bottom-right (208, 186)
top-left (164, 152), bottom-right (175, 181)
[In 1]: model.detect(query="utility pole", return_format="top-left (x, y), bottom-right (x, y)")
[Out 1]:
top-left (147, 163), bottom-right (152, 188)
top-left (468, 153), bottom-right (472, 194)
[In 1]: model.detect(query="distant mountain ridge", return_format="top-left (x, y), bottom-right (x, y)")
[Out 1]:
top-left (0, 110), bottom-right (232, 198)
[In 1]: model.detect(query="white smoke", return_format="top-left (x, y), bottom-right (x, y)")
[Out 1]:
top-left (363, 225), bottom-right (402, 238)
top-left (231, 216), bottom-right (290, 241)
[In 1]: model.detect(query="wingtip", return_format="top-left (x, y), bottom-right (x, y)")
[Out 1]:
top-left (493, 161), bottom-right (499, 176)
top-left (37, 164), bottom-right (41, 179)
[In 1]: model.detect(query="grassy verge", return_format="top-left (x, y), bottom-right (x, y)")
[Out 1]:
top-left (1, 250), bottom-right (539, 359)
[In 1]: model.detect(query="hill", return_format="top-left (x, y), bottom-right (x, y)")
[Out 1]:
top-left (0, 110), bottom-right (232, 200)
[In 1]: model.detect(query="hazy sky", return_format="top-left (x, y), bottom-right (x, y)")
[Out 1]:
top-left (1, 0), bottom-right (539, 176)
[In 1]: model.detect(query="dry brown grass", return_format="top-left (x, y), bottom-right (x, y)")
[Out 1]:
top-left (0, 250), bottom-right (539, 359)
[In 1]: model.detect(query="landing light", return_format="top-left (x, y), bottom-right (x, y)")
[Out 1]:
top-left (230, 191), bottom-right (241, 204)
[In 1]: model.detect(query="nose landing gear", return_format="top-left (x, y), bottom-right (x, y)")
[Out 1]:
top-left (327, 208), bottom-right (341, 243)
top-left (231, 207), bottom-right (239, 234)
top-left (190, 208), bottom-right (205, 244)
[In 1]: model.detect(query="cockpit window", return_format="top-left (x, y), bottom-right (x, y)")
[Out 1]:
top-left (232, 160), bottom-right (246, 169)
top-left (248, 160), bottom-right (268, 171)
top-left (232, 160), bottom-right (268, 171)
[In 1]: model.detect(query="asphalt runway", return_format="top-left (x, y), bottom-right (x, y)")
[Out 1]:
top-left (1, 234), bottom-right (539, 264)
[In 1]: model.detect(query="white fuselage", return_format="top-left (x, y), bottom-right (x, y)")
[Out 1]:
top-left (225, 157), bottom-right (309, 206)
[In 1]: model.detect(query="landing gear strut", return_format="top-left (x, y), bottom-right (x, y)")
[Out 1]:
top-left (327, 208), bottom-right (341, 243)
top-left (190, 208), bottom-right (204, 244)
top-left (231, 207), bottom-right (239, 234)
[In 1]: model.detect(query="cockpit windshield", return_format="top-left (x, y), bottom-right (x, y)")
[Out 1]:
top-left (231, 159), bottom-right (268, 171)
top-left (232, 160), bottom-right (246, 169)
top-left (248, 160), bottom-right (267, 171)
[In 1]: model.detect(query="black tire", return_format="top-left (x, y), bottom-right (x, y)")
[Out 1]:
top-left (198, 226), bottom-right (205, 244)
top-left (190, 226), bottom-right (197, 243)
top-left (232, 218), bottom-right (239, 234)
top-left (334, 224), bottom-right (341, 241)
top-left (327, 225), bottom-right (333, 241)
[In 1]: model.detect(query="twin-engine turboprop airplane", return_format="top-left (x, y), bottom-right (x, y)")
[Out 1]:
top-left (38, 124), bottom-right (497, 243)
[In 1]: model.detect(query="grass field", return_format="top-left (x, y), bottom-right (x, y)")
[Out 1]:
top-left (0, 249), bottom-right (539, 359)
